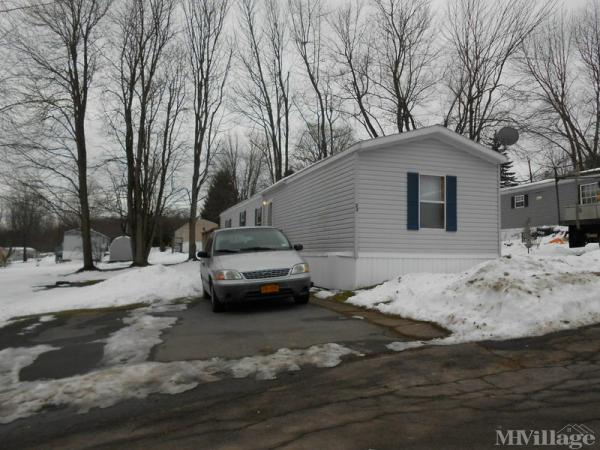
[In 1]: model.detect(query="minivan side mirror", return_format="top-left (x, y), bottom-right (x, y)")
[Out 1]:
top-left (293, 244), bottom-right (303, 251)
top-left (196, 251), bottom-right (209, 259)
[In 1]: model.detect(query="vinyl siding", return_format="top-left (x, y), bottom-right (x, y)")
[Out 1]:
top-left (500, 178), bottom-right (600, 229)
top-left (356, 137), bottom-right (500, 255)
top-left (220, 196), bottom-right (263, 228)
top-left (267, 155), bottom-right (356, 253)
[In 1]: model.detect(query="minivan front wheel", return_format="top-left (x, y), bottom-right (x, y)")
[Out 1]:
top-left (210, 284), bottom-right (225, 313)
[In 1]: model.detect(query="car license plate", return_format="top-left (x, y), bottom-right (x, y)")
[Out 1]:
top-left (261, 284), bottom-right (280, 294)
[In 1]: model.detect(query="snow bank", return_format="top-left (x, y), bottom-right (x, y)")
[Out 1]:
top-left (0, 343), bottom-right (359, 424)
top-left (148, 249), bottom-right (188, 265)
top-left (0, 262), bottom-right (202, 327)
top-left (349, 244), bottom-right (600, 342)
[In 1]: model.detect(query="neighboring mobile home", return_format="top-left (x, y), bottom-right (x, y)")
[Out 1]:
top-left (501, 169), bottom-right (600, 245)
top-left (220, 125), bottom-right (507, 290)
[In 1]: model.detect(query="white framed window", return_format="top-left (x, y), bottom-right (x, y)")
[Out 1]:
top-left (419, 175), bottom-right (445, 229)
top-left (514, 194), bottom-right (525, 208)
top-left (580, 182), bottom-right (600, 205)
top-left (239, 211), bottom-right (246, 226)
top-left (224, 218), bottom-right (232, 228)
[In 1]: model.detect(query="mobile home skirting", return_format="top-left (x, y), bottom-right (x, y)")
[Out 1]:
top-left (304, 252), bottom-right (497, 290)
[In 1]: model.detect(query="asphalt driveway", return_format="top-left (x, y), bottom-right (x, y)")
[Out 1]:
top-left (1, 297), bottom-right (600, 450)
top-left (153, 298), bottom-right (403, 361)
top-left (0, 297), bottom-right (417, 382)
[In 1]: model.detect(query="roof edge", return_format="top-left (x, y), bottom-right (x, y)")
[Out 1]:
top-left (220, 126), bottom-right (506, 218)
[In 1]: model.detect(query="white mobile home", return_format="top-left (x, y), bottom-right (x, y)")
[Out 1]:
top-left (220, 125), bottom-right (506, 290)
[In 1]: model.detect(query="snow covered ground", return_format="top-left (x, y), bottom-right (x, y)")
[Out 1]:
top-left (0, 249), bottom-right (196, 327)
top-left (347, 235), bottom-right (600, 344)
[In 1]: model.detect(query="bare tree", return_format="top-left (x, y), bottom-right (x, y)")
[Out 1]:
top-left (108, 0), bottom-right (185, 266)
top-left (520, 4), bottom-right (600, 172)
top-left (0, 11), bottom-right (11, 119)
top-left (2, 0), bottom-right (111, 270)
top-left (4, 187), bottom-right (46, 262)
top-left (371, 0), bottom-right (436, 133)
top-left (96, 159), bottom-right (129, 234)
top-left (289, 0), bottom-right (333, 160)
top-left (443, 0), bottom-right (550, 143)
top-left (295, 122), bottom-right (355, 165)
top-left (236, 0), bottom-right (293, 183)
top-left (329, 1), bottom-right (383, 138)
top-left (183, 0), bottom-right (231, 260)
top-left (519, 15), bottom-right (581, 170)
top-left (574, 1), bottom-right (600, 168)
top-left (220, 134), bottom-right (265, 201)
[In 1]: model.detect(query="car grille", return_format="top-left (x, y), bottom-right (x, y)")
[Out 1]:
top-left (242, 268), bottom-right (290, 279)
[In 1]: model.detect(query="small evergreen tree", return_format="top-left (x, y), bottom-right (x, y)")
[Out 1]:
top-left (499, 148), bottom-right (519, 187)
top-left (200, 169), bottom-right (238, 225)
top-left (491, 136), bottom-right (519, 188)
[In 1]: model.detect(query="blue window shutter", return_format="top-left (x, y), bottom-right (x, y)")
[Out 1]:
top-left (446, 175), bottom-right (457, 232)
top-left (407, 172), bottom-right (419, 230)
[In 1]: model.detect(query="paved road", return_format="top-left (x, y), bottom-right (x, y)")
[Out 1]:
top-left (2, 298), bottom-right (600, 449)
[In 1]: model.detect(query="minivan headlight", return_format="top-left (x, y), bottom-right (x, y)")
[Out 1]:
top-left (214, 269), bottom-right (243, 280)
top-left (290, 263), bottom-right (309, 274)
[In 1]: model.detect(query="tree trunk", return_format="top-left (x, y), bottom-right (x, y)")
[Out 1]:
top-left (158, 219), bottom-right (165, 252)
top-left (77, 126), bottom-right (96, 271)
top-left (188, 186), bottom-right (199, 260)
top-left (133, 209), bottom-right (146, 266)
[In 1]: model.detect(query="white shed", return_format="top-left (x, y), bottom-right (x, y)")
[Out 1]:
top-left (109, 236), bottom-right (133, 262)
top-left (220, 125), bottom-right (506, 290)
top-left (62, 229), bottom-right (110, 262)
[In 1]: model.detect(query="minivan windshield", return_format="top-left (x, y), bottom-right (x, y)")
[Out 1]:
top-left (213, 228), bottom-right (292, 254)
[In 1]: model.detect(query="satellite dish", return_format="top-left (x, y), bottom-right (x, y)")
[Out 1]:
top-left (496, 127), bottom-right (519, 146)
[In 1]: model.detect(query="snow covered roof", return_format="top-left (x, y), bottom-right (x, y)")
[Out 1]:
top-left (501, 169), bottom-right (600, 194)
top-left (501, 179), bottom-right (557, 193)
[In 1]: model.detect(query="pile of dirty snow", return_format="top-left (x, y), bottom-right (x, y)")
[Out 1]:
top-left (348, 244), bottom-right (600, 342)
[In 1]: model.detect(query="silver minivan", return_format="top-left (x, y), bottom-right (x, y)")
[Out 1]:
top-left (198, 227), bottom-right (311, 312)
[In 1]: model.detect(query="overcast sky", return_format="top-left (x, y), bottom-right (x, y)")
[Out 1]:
top-left (3, 0), bottom-right (593, 191)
